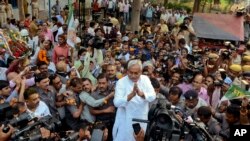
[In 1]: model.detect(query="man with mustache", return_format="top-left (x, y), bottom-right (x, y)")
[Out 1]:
top-left (89, 74), bottom-right (116, 140)
top-left (24, 87), bottom-right (51, 118)
top-left (79, 78), bottom-right (114, 123)
top-left (35, 72), bottom-right (58, 117)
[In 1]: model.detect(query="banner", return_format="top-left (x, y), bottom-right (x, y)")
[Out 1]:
top-left (221, 85), bottom-right (250, 101)
top-left (67, 0), bottom-right (77, 47)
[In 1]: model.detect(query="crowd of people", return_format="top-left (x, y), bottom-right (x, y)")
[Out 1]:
top-left (0, 0), bottom-right (250, 141)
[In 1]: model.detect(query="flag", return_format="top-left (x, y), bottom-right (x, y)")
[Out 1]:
top-left (220, 85), bottom-right (250, 101)
top-left (67, 0), bottom-right (77, 47)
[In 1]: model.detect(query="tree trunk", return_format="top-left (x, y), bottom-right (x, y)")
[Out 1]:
top-left (202, 0), bottom-right (207, 12)
top-left (18, 0), bottom-right (25, 21)
top-left (193, 0), bottom-right (201, 13)
top-left (131, 0), bottom-right (141, 32)
top-left (209, 1), bottom-right (213, 12)
top-left (214, 0), bottom-right (220, 4)
top-left (164, 0), bottom-right (168, 5)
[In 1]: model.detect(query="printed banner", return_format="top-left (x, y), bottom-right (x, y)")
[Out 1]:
top-left (222, 85), bottom-right (250, 100)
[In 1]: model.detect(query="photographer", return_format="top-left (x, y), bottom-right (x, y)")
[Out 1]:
top-left (0, 125), bottom-right (14, 141)
top-left (197, 106), bottom-right (222, 137)
top-left (183, 89), bottom-right (208, 118)
top-left (88, 28), bottom-right (104, 66)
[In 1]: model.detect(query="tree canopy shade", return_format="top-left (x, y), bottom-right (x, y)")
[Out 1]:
top-left (192, 13), bottom-right (244, 41)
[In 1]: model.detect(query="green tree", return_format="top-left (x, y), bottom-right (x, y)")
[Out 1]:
top-left (193, 0), bottom-right (201, 13)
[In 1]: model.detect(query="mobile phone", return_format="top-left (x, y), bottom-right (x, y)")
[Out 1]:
top-left (90, 129), bottom-right (104, 141)
top-left (132, 123), bottom-right (141, 135)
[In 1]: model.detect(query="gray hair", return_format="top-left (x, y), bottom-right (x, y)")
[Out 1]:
top-left (127, 59), bottom-right (143, 70)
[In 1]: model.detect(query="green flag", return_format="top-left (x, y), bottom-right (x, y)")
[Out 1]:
top-left (222, 85), bottom-right (250, 100)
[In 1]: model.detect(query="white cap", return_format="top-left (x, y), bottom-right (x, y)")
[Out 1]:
top-left (20, 29), bottom-right (29, 36)
top-left (76, 37), bottom-right (81, 43)
top-left (122, 36), bottom-right (129, 42)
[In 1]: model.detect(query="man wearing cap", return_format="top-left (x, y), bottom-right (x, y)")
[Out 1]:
top-left (183, 89), bottom-right (208, 118)
top-left (242, 55), bottom-right (250, 65)
top-left (242, 65), bottom-right (250, 91)
top-left (204, 53), bottom-right (219, 76)
top-left (228, 64), bottom-right (242, 87)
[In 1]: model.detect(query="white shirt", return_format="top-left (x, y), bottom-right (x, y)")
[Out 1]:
top-left (108, 0), bottom-right (114, 9)
top-left (27, 101), bottom-right (51, 118)
top-left (118, 52), bottom-right (130, 62)
top-left (118, 2), bottom-right (124, 12)
top-left (0, 67), bottom-right (7, 80)
top-left (113, 75), bottom-right (156, 141)
top-left (160, 13), bottom-right (168, 22)
top-left (56, 27), bottom-right (64, 42)
top-left (87, 27), bottom-right (95, 36)
top-left (30, 47), bottom-right (40, 65)
top-left (56, 15), bottom-right (65, 24)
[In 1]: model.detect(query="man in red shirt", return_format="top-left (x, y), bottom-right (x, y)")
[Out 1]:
top-left (24, 13), bottom-right (31, 28)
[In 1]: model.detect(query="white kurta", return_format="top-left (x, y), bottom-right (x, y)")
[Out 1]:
top-left (113, 75), bottom-right (156, 141)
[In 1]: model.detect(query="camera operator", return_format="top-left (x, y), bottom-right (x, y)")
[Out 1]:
top-left (149, 78), bottom-right (166, 108)
top-left (228, 64), bottom-right (242, 87)
top-left (197, 106), bottom-right (222, 137)
top-left (0, 124), bottom-right (58, 141)
top-left (166, 86), bottom-right (185, 108)
top-left (88, 28), bottom-right (104, 66)
top-left (183, 89), bottom-right (208, 118)
top-left (0, 124), bottom-right (14, 141)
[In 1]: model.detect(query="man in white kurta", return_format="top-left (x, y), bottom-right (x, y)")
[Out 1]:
top-left (113, 60), bottom-right (156, 141)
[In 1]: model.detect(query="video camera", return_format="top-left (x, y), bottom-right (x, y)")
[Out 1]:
top-left (137, 99), bottom-right (215, 141)
top-left (146, 99), bottom-right (183, 141)
top-left (0, 102), bottom-right (19, 122)
top-left (92, 36), bottom-right (105, 49)
top-left (221, 50), bottom-right (231, 60)
top-left (11, 115), bottom-right (61, 141)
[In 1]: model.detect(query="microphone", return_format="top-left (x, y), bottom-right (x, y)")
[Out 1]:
top-left (132, 118), bottom-right (150, 123)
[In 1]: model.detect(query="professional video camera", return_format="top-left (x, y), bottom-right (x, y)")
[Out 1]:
top-left (82, 33), bottom-right (94, 47)
top-left (0, 102), bottom-right (19, 122)
top-left (60, 122), bottom-right (106, 141)
top-left (221, 50), bottom-right (231, 60)
top-left (92, 36), bottom-right (105, 49)
top-left (0, 102), bottom-right (34, 133)
top-left (138, 99), bottom-right (215, 141)
top-left (146, 99), bottom-right (182, 141)
top-left (162, 52), bottom-right (179, 61)
top-left (11, 115), bottom-right (61, 141)
top-left (2, 112), bottom-right (34, 133)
